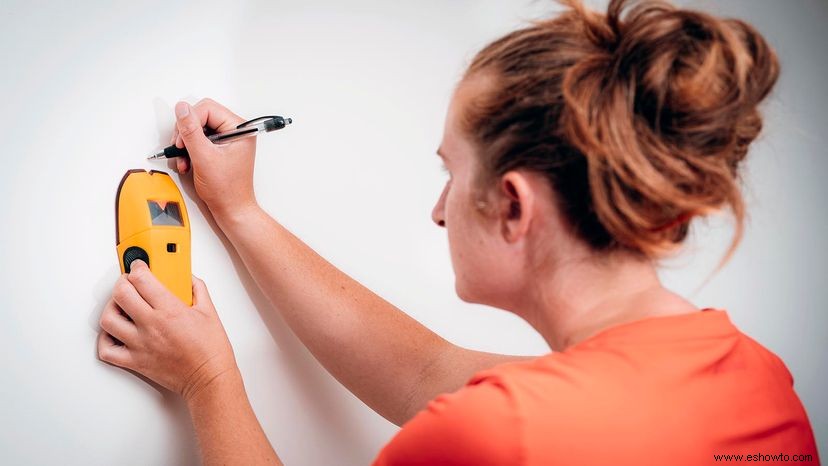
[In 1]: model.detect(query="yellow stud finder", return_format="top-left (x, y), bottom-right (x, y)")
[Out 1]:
top-left (116, 169), bottom-right (192, 305)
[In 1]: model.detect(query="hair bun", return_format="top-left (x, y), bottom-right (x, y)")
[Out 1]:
top-left (559, 0), bottom-right (780, 258)
top-left (611, 2), bottom-right (778, 161)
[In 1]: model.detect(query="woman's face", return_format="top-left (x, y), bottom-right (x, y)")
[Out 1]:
top-left (432, 78), bottom-right (527, 306)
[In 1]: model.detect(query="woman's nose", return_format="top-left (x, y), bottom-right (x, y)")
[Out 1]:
top-left (432, 184), bottom-right (448, 227)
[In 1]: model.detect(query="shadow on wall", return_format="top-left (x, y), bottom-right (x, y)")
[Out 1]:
top-left (175, 163), bottom-right (382, 456)
top-left (87, 158), bottom-right (382, 463)
top-left (88, 266), bottom-right (200, 465)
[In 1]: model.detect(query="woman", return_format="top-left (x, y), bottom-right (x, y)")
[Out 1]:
top-left (96, 0), bottom-right (819, 464)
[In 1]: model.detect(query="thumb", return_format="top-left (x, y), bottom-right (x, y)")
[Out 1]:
top-left (191, 275), bottom-right (216, 313)
top-left (175, 102), bottom-right (212, 158)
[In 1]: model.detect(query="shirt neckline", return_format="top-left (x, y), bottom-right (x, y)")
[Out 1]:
top-left (562, 308), bottom-right (737, 352)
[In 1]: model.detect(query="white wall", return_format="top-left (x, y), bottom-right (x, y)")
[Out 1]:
top-left (0, 1), bottom-right (824, 464)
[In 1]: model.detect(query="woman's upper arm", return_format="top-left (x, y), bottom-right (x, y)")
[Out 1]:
top-left (397, 344), bottom-right (536, 424)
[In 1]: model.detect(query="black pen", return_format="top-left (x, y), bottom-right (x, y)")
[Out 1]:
top-left (148, 115), bottom-right (293, 160)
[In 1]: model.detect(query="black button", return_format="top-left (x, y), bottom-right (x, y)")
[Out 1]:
top-left (167, 243), bottom-right (177, 253)
top-left (123, 246), bottom-right (150, 273)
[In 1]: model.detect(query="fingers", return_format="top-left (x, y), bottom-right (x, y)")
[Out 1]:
top-left (99, 299), bottom-right (139, 346)
top-left (112, 274), bottom-right (152, 324)
top-left (176, 157), bottom-right (189, 174)
top-left (173, 98), bottom-right (245, 151)
top-left (175, 102), bottom-right (214, 158)
top-left (172, 98), bottom-right (244, 169)
top-left (191, 275), bottom-right (216, 313)
top-left (97, 331), bottom-right (136, 369)
top-left (127, 259), bottom-right (183, 311)
top-left (191, 98), bottom-right (245, 133)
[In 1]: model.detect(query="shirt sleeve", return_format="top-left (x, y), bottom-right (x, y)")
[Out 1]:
top-left (371, 373), bottom-right (523, 466)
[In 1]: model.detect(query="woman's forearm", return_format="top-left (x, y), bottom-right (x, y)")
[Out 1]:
top-left (212, 204), bottom-right (533, 425)
top-left (187, 367), bottom-right (282, 465)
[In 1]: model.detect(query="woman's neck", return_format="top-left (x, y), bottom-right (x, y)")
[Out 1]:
top-left (519, 252), bottom-right (698, 352)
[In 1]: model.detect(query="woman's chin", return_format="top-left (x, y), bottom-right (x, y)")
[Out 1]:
top-left (454, 279), bottom-right (474, 303)
top-left (454, 279), bottom-right (488, 305)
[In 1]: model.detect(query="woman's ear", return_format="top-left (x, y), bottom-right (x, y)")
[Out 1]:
top-left (498, 170), bottom-right (534, 243)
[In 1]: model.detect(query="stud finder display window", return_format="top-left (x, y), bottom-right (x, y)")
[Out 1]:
top-left (147, 200), bottom-right (183, 226)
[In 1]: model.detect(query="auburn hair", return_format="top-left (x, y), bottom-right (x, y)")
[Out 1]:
top-left (460, 0), bottom-right (779, 261)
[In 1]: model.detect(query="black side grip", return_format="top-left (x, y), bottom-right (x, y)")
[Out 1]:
top-left (123, 246), bottom-right (150, 273)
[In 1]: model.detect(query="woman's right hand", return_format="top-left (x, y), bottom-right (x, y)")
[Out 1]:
top-left (172, 99), bottom-right (258, 221)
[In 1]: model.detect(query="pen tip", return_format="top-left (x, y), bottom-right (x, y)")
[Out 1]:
top-left (286, 117), bottom-right (292, 125)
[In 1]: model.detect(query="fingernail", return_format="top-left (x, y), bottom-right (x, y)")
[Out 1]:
top-left (131, 259), bottom-right (145, 269)
top-left (175, 102), bottom-right (189, 118)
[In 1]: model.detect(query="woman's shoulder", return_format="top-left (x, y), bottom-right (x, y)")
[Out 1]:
top-left (373, 311), bottom-right (817, 466)
top-left (372, 352), bottom-right (616, 465)
top-left (371, 354), bottom-right (594, 465)
top-left (465, 311), bottom-right (799, 395)
top-left (372, 366), bottom-right (525, 466)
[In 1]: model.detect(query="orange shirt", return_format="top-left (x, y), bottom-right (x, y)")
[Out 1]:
top-left (372, 309), bottom-right (820, 465)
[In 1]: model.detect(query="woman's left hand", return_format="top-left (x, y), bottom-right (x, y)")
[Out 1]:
top-left (97, 259), bottom-right (238, 402)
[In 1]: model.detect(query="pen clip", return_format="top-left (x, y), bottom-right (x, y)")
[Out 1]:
top-left (237, 116), bottom-right (279, 129)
